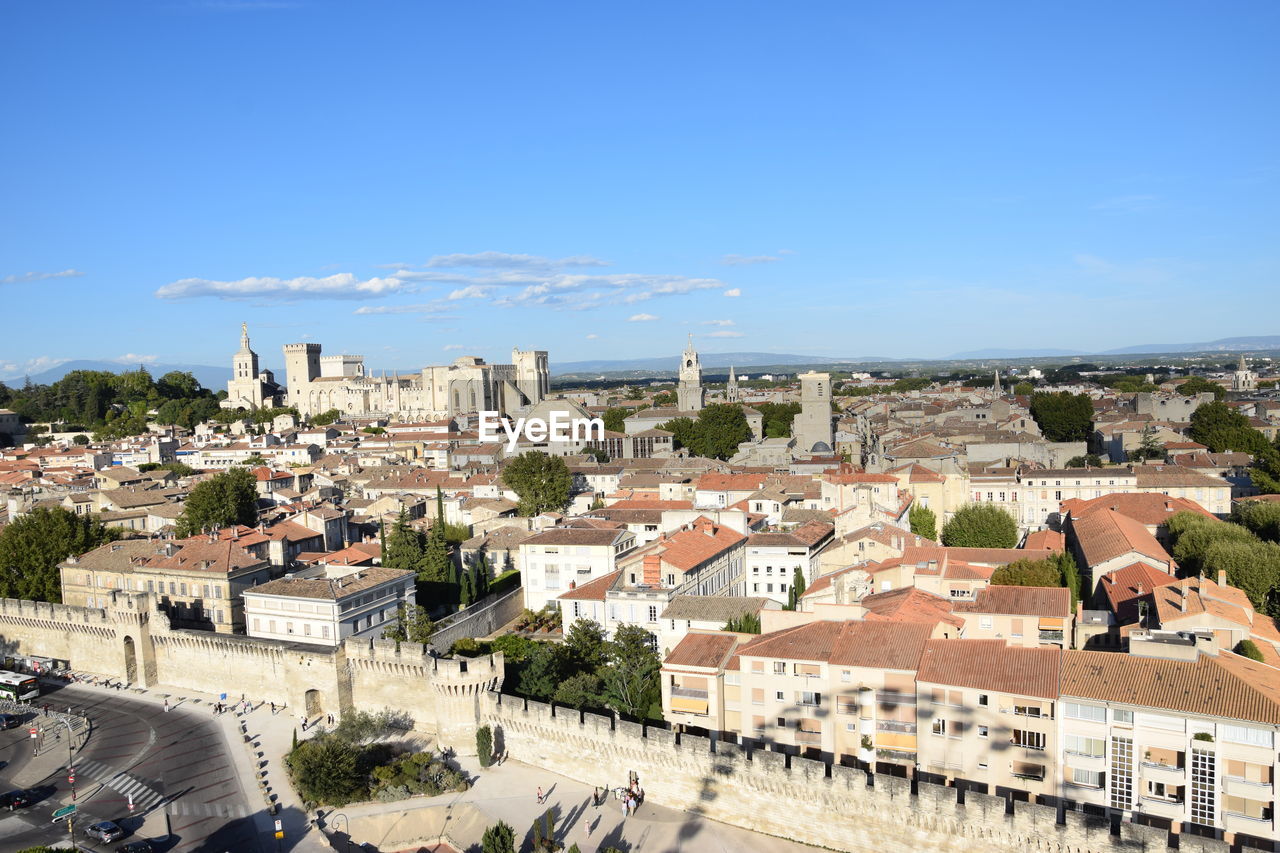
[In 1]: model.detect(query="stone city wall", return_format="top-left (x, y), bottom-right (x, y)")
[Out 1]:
top-left (428, 587), bottom-right (523, 652)
top-left (482, 693), bottom-right (1232, 853)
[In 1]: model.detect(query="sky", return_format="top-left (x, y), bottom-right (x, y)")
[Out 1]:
top-left (2, 0), bottom-right (1278, 380)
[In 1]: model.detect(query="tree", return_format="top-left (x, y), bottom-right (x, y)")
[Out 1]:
top-left (624, 385), bottom-right (644, 400)
top-left (658, 417), bottom-right (698, 452)
top-left (481, 822), bottom-right (516, 853)
top-left (652, 390), bottom-right (676, 407)
top-left (1177, 376), bottom-right (1226, 401)
top-left (563, 619), bottom-right (608, 671)
top-left (285, 735), bottom-right (363, 805)
top-left (383, 509), bottom-right (425, 572)
top-left (72, 433), bottom-right (89, 445)
top-left (0, 508), bottom-right (123, 602)
top-left (1189, 401), bottom-right (1272, 456)
top-left (309, 408), bottom-right (342, 426)
top-left (909, 504), bottom-right (937, 540)
top-left (756, 402), bottom-right (801, 438)
top-left (476, 724), bottom-right (494, 768)
top-left (1200, 540), bottom-right (1280, 612)
top-left (941, 504), bottom-right (1018, 549)
top-left (601, 624), bottom-right (661, 719)
top-left (518, 643), bottom-right (566, 700)
top-left (1013, 381), bottom-right (1034, 396)
top-left (1029, 391), bottom-right (1094, 442)
top-left (990, 558), bottom-right (1062, 587)
top-left (602, 407), bottom-right (629, 433)
top-left (174, 468), bottom-right (258, 537)
top-left (723, 612), bottom-right (761, 633)
top-left (1233, 500), bottom-right (1280, 544)
top-left (382, 604), bottom-right (434, 644)
top-left (691, 404), bottom-right (753, 459)
top-left (1127, 425), bottom-right (1164, 463)
top-left (1057, 551), bottom-right (1083, 609)
top-left (502, 452), bottom-right (573, 516)
top-left (786, 566), bottom-right (806, 610)
top-left (1065, 454), bottom-right (1104, 468)
top-left (553, 671), bottom-right (604, 710)
top-left (1235, 639), bottom-right (1265, 662)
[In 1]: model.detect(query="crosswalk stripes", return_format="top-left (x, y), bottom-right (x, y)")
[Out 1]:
top-left (74, 757), bottom-right (164, 809)
top-left (166, 801), bottom-right (249, 819)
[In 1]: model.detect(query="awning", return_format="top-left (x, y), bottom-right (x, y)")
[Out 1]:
top-left (875, 732), bottom-right (918, 750)
top-left (671, 697), bottom-right (709, 715)
top-left (1039, 618), bottom-right (1066, 629)
top-left (1012, 762), bottom-right (1046, 780)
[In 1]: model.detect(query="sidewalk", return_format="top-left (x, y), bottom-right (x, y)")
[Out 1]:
top-left (325, 753), bottom-right (823, 853)
top-left (61, 678), bottom-right (330, 853)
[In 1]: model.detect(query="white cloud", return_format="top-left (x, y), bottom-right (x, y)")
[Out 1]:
top-left (156, 273), bottom-right (410, 301)
top-left (424, 252), bottom-right (609, 271)
top-left (448, 285), bottom-right (493, 300)
top-left (442, 344), bottom-right (466, 351)
top-left (707, 330), bottom-right (744, 338)
top-left (353, 303), bottom-right (455, 316)
top-left (114, 353), bottom-right (159, 364)
top-left (628, 313), bottom-right (660, 322)
top-left (375, 262), bottom-right (414, 270)
top-left (0, 355), bottom-right (71, 381)
top-left (702, 319), bottom-right (735, 327)
top-left (723, 288), bottom-right (742, 298)
top-left (1, 269), bottom-right (84, 285)
top-left (721, 254), bottom-right (780, 266)
top-left (586, 334), bottom-right (599, 340)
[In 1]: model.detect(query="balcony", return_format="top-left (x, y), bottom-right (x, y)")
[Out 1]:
top-left (1141, 760), bottom-right (1185, 780)
top-left (1038, 630), bottom-right (1065, 643)
top-left (671, 686), bottom-right (709, 700)
top-left (1225, 776), bottom-right (1275, 799)
top-left (1223, 809), bottom-right (1274, 835)
top-left (795, 731), bottom-right (822, 745)
top-left (1138, 797), bottom-right (1184, 820)
top-left (876, 720), bottom-right (917, 734)
top-left (836, 700), bottom-right (858, 716)
top-left (876, 691), bottom-right (916, 706)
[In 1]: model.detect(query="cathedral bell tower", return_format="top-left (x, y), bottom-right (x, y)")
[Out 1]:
top-left (677, 334), bottom-right (705, 412)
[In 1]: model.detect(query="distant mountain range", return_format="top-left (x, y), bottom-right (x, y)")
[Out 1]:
top-left (15, 360), bottom-right (234, 390)
top-left (9, 334), bottom-right (1278, 387)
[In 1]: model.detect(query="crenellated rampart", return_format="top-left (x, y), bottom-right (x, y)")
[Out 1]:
top-left (482, 692), bottom-right (1231, 853)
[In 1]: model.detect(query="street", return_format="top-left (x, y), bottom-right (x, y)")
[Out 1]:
top-left (0, 683), bottom-right (260, 852)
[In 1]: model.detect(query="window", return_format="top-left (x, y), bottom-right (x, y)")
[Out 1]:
top-left (1064, 702), bottom-right (1106, 722)
top-left (1112, 709), bottom-right (1133, 725)
top-left (979, 615), bottom-right (993, 629)
top-left (1071, 768), bottom-right (1103, 788)
top-left (766, 583), bottom-right (773, 593)
top-left (1222, 724), bottom-right (1274, 748)
top-left (978, 726), bottom-right (988, 739)
top-left (777, 718), bottom-right (787, 728)
top-left (286, 622), bottom-right (294, 634)
top-left (752, 583), bottom-right (759, 592)
top-left (932, 719), bottom-right (947, 736)
top-left (1012, 730), bottom-right (1045, 750)
top-left (840, 670), bottom-right (852, 683)
top-left (780, 583), bottom-right (787, 593)
top-left (304, 624), bottom-right (312, 636)
top-left (1014, 704), bottom-right (1041, 717)
top-left (978, 694), bottom-right (989, 707)
top-left (776, 691), bottom-right (785, 701)
top-left (1147, 781), bottom-right (1178, 801)
top-left (268, 620), bottom-right (276, 633)
top-left (798, 691), bottom-right (820, 707)
top-left (751, 688), bottom-right (764, 705)
top-left (773, 662), bottom-right (787, 675)
top-left (648, 605), bottom-right (658, 622)
top-left (216, 609), bottom-right (224, 624)
top-left (1064, 734), bottom-right (1105, 758)
top-left (253, 618), bottom-right (260, 631)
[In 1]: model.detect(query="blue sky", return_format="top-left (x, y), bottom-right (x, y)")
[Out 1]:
top-left (2, 0), bottom-right (1277, 380)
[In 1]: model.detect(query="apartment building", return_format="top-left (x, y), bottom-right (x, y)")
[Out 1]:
top-left (520, 524), bottom-right (636, 612)
top-left (952, 585), bottom-right (1072, 648)
top-left (242, 567), bottom-right (415, 646)
top-left (744, 521), bottom-right (834, 606)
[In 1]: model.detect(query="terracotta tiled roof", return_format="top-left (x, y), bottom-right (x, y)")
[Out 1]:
top-left (736, 622), bottom-right (843, 663)
top-left (1132, 465), bottom-right (1229, 489)
top-left (902, 545), bottom-right (1056, 568)
top-left (953, 585), bottom-right (1071, 618)
top-left (1023, 530), bottom-right (1066, 552)
top-left (245, 567), bottom-right (413, 600)
top-left (1071, 507), bottom-right (1174, 569)
top-left (556, 570), bottom-right (621, 601)
top-left (524, 527), bottom-right (630, 547)
top-left (695, 473), bottom-right (768, 492)
top-left (1063, 493), bottom-right (1217, 526)
top-left (1149, 576), bottom-right (1255, 629)
top-left (1100, 562), bottom-right (1178, 621)
top-left (860, 587), bottom-right (963, 629)
top-left (829, 621), bottom-right (933, 670)
top-left (664, 632), bottom-right (741, 670)
top-left (918, 640), bottom-right (1060, 699)
top-left (1061, 649), bottom-right (1280, 725)
top-left (637, 518), bottom-right (745, 573)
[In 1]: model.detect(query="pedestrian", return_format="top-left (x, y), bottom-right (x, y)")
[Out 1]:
top-left (163, 699), bottom-right (169, 713)
top-left (536, 786), bottom-right (543, 805)
top-left (270, 701), bottom-right (276, 715)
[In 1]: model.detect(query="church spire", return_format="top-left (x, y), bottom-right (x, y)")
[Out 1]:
top-left (238, 321), bottom-right (252, 352)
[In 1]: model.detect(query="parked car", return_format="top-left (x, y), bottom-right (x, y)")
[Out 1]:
top-left (86, 820), bottom-right (126, 842)
top-left (0, 789), bottom-right (30, 809)
top-left (0, 713), bottom-right (21, 729)
top-left (117, 842), bottom-right (154, 853)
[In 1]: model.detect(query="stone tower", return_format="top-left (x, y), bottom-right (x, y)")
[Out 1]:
top-left (993, 370), bottom-right (1002, 397)
top-left (225, 323), bottom-right (265, 409)
top-left (283, 343), bottom-right (322, 413)
top-left (793, 371), bottom-right (834, 454)
top-left (677, 334), bottom-right (704, 412)
top-left (512, 348), bottom-right (551, 404)
top-left (726, 365), bottom-right (740, 404)
top-left (1233, 355), bottom-right (1258, 393)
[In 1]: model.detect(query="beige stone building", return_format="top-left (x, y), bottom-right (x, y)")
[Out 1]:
top-left (242, 566), bottom-right (416, 646)
top-left (60, 538), bottom-right (272, 633)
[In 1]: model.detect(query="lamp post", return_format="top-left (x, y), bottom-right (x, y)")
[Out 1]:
top-left (54, 714), bottom-right (77, 836)
top-left (329, 811), bottom-right (351, 853)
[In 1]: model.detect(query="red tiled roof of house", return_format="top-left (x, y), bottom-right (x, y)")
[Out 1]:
top-left (1100, 562), bottom-right (1178, 621)
top-left (902, 545), bottom-right (1055, 568)
top-left (1023, 529), bottom-right (1066, 552)
top-left (859, 587), bottom-right (963, 630)
top-left (695, 473), bottom-right (768, 492)
top-left (953, 585), bottom-right (1071, 618)
top-left (1071, 507), bottom-right (1175, 569)
top-left (1062, 493), bottom-right (1217, 526)
top-left (556, 570), bottom-right (621, 601)
top-left (641, 518), bottom-right (745, 573)
top-left (664, 632), bottom-right (741, 670)
top-left (917, 640), bottom-right (1060, 699)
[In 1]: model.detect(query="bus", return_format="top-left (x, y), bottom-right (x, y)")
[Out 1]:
top-left (0, 671), bottom-right (40, 701)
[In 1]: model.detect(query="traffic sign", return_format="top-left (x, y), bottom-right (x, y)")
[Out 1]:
top-left (28, 727), bottom-right (36, 739)
top-left (52, 804), bottom-right (77, 819)
top-left (274, 831), bottom-right (284, 839)
top-left (274, 819), bottom-right (282, 831)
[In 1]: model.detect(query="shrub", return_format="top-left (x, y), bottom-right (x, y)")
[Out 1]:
top-left (476, 724), bottom-right (493, 768)
top-left (941, 503), bottom-right (1018, 548)
top-left (1235, 639), bottom-right (1265, 662)
top-left (482, 821), bottom-right (516, 853)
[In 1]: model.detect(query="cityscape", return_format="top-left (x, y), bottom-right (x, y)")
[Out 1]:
top-left (2, 3), bottom-right (1279, 853)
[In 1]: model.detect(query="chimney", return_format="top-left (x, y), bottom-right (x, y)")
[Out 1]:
top-left (643, 554), bottom-right (662, 586)
top-left (1218, 570), bottom-right (1227, 587)
top-left (1136, 582), bottom-right (1144, 596)
top-left (1181, 586), bottom-right (1188, 613)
